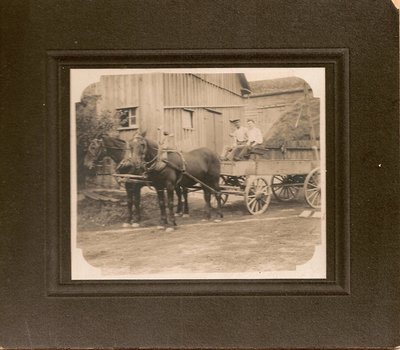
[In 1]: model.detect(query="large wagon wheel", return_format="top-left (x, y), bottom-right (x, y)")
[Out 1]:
top-left (304, 167), bottom-right (321, 209)
top-left (244, 176), bottom-right (272, 215)
top-left (210, 175), bottom-right (229, 208)
top-left (271, 174), bottom-right (300, 202)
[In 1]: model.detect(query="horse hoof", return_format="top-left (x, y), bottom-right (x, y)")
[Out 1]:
top-left (214, 219), bottom-right (222, 223)
top-left (122, 223), bottom-right (131, 228)
top-left (182, 214), bottom-right (190, 218)
top-left (156, 226), bottom-right (165, 230)
top-left (131, 223), bottom-right (140, 228)
top-left (165, 227), bottom-right (174, 233)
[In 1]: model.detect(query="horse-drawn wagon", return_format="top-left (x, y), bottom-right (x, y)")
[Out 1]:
top-left (112, 144), bottom-right (321, 217)
top-left (216, 147), bottom-right (321, 215)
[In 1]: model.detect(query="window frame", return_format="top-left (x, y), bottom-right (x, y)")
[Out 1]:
top-left (182, 108), bottom-right (195, 130)
top-left (116, 106), bottom-right (139, 130)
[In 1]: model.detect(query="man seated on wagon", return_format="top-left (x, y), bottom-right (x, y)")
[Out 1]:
top-left (220, 118), bottom-right (248, 161)
top-left (233, 119), bottom-right (263, 161)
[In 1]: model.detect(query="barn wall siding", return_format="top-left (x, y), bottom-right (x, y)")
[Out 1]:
top-left (98, 75), bottom-right (140, 111)
top-left (92, 74), bottom-right (321, 154)
top-left (139, 73), bottom-right (164, 140)
top-left (163, 74), bottom-right (244, 108)
top-left (162, 73), bottom-right (246, 152)
top-left (164, 106), bottom-right (244, 153)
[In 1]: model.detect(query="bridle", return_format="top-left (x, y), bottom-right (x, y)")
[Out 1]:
top-left (131, 135), bottom-right (160, 172)
top-left (86, 139), bottom-right (106, 165)
top-left (87, 138), bottom-right (130, 168)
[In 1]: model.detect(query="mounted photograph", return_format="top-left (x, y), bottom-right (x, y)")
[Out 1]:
top-left (71, 67), bottom-right (326, 280)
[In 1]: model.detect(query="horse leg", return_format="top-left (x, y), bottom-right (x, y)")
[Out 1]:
top-left (156, 188), bottom-right (168, 229)
top-left (166, 183), bottom-right (177, 231)
top-left (182, 187), bottom-right (189, 217)
top-left (213, 181), bottom-right (224, 220)
top-left (175, 186), bottom-right (183, 216)
top-left (202, 189), bottom-right (212, 221)
top-left (123, 183), bottom-right (134, 227)
top-left (131, 184), bottom-right (141, 227)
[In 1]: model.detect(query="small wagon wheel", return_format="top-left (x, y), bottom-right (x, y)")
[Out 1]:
top-left (210, 175), bottom-right (229, 208)
top-left (244, 176), bottom-right (272, 215)
top-left (271, 174), bottom-right (300, 202)
top-left (304, 167), bottom-right (321, 209)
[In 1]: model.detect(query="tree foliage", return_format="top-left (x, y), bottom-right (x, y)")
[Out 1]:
top-left (76, 95), bottom-right (119, 146)
top-left (75, 95), bottom-right (119, 189)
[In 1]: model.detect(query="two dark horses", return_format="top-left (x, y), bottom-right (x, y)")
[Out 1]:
top-left (83, 134), bottom-right (223, 230)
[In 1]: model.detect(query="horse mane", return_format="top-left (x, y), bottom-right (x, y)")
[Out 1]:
top-left (144, 137), bottom-right (158, 152)
top-left (102, 135), bottom-right (127, 149)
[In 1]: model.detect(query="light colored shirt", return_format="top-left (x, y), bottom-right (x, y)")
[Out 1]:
top-left (247, 127), bottom-right (263, 145)
top-left (230, 126), bottom-right (248, 145)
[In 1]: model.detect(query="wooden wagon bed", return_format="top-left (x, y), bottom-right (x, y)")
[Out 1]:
top-left (220, 159), bottom-right (319, 177)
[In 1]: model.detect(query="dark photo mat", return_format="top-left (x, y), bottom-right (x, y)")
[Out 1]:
top-left (1, 1), bottom-right (399, 348)
top-left (46, 49), bottom-right (348, 296)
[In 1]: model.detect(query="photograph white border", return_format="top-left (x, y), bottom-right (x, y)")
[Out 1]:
top-left (70, 67), bottom-right (326, 280)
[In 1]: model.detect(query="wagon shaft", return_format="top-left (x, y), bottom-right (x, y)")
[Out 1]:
top-left (112, 173), bottom-right (152, 185)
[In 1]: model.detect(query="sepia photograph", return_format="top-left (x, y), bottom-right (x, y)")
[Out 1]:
top-left (3, 0), bottom-right (400, 347)
top-left (71, 68), bottom-right (326, 280)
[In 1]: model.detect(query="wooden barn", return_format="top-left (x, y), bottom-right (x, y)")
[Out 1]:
top-left (94, 73), bottom-right (251, 154)
top-left (77, 73), bottom-right (320, 188)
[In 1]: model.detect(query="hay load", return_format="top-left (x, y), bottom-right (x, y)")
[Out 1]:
top-left (247, 77), bottom-right (320, 148)
top-left (264, 97), bottom-right (320, 148)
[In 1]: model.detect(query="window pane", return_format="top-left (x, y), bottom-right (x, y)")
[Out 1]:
top-left (129, 115), bottom-right (137, 126)
top-left (119, 110), bottom-right (129, 127)
top-left (182, 110), bottom-right (193, 129)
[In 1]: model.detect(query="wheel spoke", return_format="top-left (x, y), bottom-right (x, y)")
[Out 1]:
top-left (276, 187), bottom-right (283, 196)
top-left (311, 194), bottom-right (321, 206)
top-left (308, 190), bottom-right (320, 204)
top-left (253, 200), bottom-right (259, 212)
top-left (248, 197), bottom-right (257, 206)
top-left (283, 187), bottom-right (290, 199)
top-left (250, 199), bottom-right (258, 212)
top-left (307, 182), bottom-right (319, 189)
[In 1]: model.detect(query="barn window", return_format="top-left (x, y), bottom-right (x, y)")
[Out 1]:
top-left (182, 108), bottom-right (194, 129)
top-left (117, 107), bottom-right (138, 129)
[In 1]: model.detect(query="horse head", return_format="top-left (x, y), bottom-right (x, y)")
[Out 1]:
top-left (129, 132), bottom-right (158, 171)
top-left (83, 136), bottom-right (106, 170)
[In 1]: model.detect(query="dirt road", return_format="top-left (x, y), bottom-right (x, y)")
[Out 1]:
top-left (76, 193), bottom-right (323, 278)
